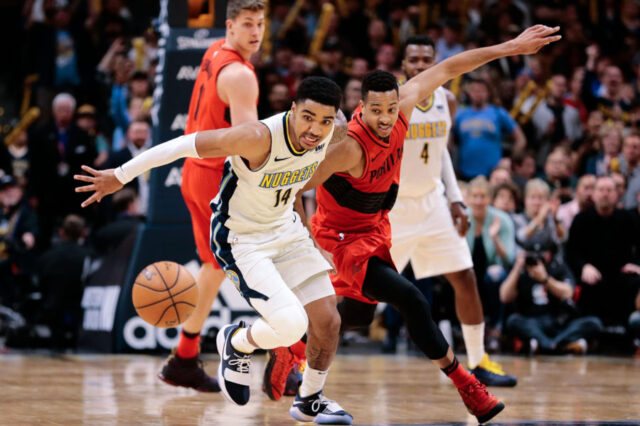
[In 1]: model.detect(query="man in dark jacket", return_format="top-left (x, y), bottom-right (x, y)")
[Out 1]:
top-left (30, 93), bottom-right (97, 246)
top-left (36, 214), bottom-right (92, 349)
top-left (567, 176), bottom-right (640, 332)
top-left (90, 188), bottom-right (142, 255)
top-left (106, 119), bottom-right (150, 216)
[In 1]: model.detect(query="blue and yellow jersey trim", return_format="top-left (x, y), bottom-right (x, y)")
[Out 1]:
top-left (415, 94), bottom-right (434, 112)
top-left (283, 111), bottom-right (306, 156)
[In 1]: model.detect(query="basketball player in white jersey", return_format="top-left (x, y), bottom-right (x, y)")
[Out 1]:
top-left (389, 35), bottom-right (517, 387)
top-left (75, 77), bottom-right (353, 424)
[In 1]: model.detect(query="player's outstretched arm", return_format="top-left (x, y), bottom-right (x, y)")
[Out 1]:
top-left (398, 25), bottom-right (561, 118)
top-left (301, 135), bottom-right (364, 192)
top-left (74, 122), bottom-right (270, 207)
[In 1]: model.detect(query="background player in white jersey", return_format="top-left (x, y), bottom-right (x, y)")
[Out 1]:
top-left (75, 77), bottom-right (353, 425)
top-left (389, 35), bottom-right (517, 387)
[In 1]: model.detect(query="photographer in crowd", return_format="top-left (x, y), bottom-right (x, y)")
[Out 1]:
top-left (500, 251), bottom-right (603, 354)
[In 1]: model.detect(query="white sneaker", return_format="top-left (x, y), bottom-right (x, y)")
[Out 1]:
top-left (216, 322), bottom-right (252, 405)
top-left (289, 390), bottom-right (353, 425)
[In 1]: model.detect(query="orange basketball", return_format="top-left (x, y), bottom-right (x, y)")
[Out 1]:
top-left (132, 261), bottom-right (198, 328)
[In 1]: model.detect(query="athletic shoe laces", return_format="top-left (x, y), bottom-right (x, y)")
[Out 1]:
top-left (461, 379), bottom-right (489, 398)
top-left (229, 354), bottom-right (252, 373)
top-left (311, 395), bottom-right (343, 413)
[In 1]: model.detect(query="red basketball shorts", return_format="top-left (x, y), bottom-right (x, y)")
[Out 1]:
top-left (311, 220), bottom-right (395, 304)
top-left (181, 160), bottom-right (223, 267)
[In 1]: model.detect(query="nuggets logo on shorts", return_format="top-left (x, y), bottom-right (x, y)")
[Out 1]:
top-left (225, 269), bottom-right (241, 292)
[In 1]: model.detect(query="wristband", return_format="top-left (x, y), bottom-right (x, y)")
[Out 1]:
top-left (114, 165), bottom-right (131, 184)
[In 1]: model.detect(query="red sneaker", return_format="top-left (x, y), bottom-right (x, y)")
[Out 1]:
top-left (457, 374), bottom-right (505, 423)
top-left (262, 346), bottom-right (296, 401)
top-left (283, 360), bottom-right (305, 396)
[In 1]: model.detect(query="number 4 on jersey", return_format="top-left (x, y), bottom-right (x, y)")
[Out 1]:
top-left (421, 142), bottom-right (429, 164)
top-left (274, 188), bottom-right (292, 207)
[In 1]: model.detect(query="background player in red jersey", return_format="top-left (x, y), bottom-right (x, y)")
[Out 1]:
top-left (295, 26), bottom-right (561, 423)
top-left (158, 0), bottom-right (265, 392)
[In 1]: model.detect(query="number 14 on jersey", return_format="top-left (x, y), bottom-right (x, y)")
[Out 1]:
top-left (274, 188), bottom-right (292, 207)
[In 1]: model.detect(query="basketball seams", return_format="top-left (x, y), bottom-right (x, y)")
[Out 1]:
top-left (152, 263), bottom-right (182, 324)
top-left (134, 281), bottom-right (173, 292)
top-left (154, 302), bottom-right (197, 326)
top-left (132, 261), bottom-right (198, 327)
top-left (138, 264), bottom-right (182, 291)
top-left (170, 262), bottom-right (181, 289)
top-left (134, 281), bottom-right (198, 309)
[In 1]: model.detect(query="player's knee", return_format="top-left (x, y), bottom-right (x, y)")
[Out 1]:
top-left (327, 309), bottom-right (341, 335)
top-left (400, 286), bottom-right (431, 317)
top-left (311, 307), bottom-right (341, 337)
top-left (271, 305), bottom-right (308, 346)
top-left (449, 269), bottom-right (477, 293)
top-left (282, 309), bottom-right (308, 346)
top-left (395, 282), bottom-right (423, 302)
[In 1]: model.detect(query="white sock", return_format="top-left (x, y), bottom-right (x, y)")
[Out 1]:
top-left (230, 327), bottom-right (257, 354)
top-left (461, 322), bottom-right (485, 368)
top-left (299, 366), bottom-right (329, 397)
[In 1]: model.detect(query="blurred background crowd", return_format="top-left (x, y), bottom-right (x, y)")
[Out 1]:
top-left (0, 0), bottom-right (638, 355)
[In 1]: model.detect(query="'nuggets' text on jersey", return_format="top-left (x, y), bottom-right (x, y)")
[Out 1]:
top-left (406, 121), bottom-right (448, 139)
top-left (259, 162), bottom-right (318, 188)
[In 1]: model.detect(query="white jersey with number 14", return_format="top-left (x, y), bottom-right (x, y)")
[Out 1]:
top-left (212, 111), bottom-right (332, 234)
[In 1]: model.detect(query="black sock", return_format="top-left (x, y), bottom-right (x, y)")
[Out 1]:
top-left (182, 330), bottom-right (200, 339)
top-left (441, 357), bottom-right (459, 376)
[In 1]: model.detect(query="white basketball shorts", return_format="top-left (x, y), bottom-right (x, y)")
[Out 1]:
top-left (389, 190), bottom-right (473, 279)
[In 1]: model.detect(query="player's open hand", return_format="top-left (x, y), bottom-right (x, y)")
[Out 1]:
top-left (509, 25), bottom-right (561, 55)
top-left (313, 240), bottom-right (337, 275)
top-left (74, 165), bottom-right (123, 207)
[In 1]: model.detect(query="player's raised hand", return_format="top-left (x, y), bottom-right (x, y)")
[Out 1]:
top-left (74, 165), bottom-right (123, 207)
top-left (509, 25), bottom-right (561, 55)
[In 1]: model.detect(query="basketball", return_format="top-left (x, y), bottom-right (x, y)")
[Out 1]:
top-left (132, 261), bottom-right (198, 328)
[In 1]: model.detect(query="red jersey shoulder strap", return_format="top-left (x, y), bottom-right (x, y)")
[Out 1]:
top-left (346, 117), bottom-right (372, 181)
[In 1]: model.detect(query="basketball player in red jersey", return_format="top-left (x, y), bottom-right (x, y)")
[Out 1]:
top-left (295, 26), bottom-right (561, 423)
top-left (158, 0), bottom-right (265, 392)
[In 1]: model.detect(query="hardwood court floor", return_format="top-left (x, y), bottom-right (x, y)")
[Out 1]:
top-left (1, 353), bottom-right (639, 424)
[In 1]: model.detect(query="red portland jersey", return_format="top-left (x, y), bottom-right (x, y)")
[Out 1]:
top-left (184, 38), bottom-right (257, 169)
top-left (314, 108), bottom-right (409, 232)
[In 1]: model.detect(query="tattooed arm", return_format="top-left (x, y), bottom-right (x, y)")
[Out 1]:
top-left (329, 109), bottom-right (348, 145)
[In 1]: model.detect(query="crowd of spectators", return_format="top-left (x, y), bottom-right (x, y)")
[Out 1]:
top-left (0, 0), bottom-right (639, 354)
